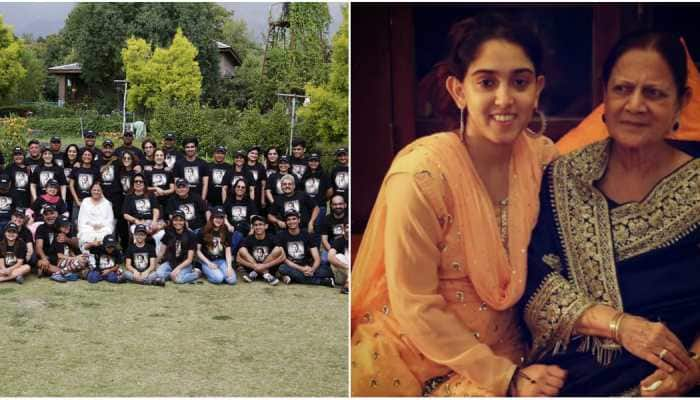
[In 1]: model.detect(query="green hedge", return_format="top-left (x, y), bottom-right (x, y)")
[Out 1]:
top-left (27, 112), bottom-right (123, 137)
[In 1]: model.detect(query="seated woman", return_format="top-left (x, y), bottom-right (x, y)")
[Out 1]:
top-left (0, 222), bottom-right (31, 284)
top-left (196, 206), bottom-right (236, 285)
top-left (351, 14), bottom-right (560, 396)
top-left (521, 30), bottom-right (700, 396)
top-left (77, 181), bottom-right (115, 252)
top-left (122, 173), bottom-right (165, 253)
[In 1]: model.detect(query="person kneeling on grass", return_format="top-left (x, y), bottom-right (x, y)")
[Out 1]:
top-left (87, 234), bottom-right (124, 284)
top-left (197, 206), bottom-right (236, 285)
top-left (328, 223), bottom-right (350, 295)
top-left (236, 214), bottom-right (283, 285)
top-left (0, 223), bottom-right (31, 284)
top-left (49, 217), bottom-right (88, 282)
top-left (154, 210), bottom-right (201, 284)
top-left (276, 210), bottom-right (334, 287)
top-left (123, 224), bottom-right (164, 286)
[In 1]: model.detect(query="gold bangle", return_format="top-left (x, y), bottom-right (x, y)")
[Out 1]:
top-left (609, 311), bottom-right (625, 343)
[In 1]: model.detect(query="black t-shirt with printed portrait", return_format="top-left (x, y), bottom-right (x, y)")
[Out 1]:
top-left (46, 229), bottom-right (76, 265)
top-left (240, 234), bottom-right (275, 263)
top-left (197, 229), bottom-right (230, 261)
top-left (290, 156), bottom-right (308, 180)
top-left (243, 163), bottom-right (267, 205)
top-left (70, 166), bottom-right (99, 200)
top-left (31, 197), bottom-right (68, 221)
top-left (125, 242), bottom-right (156, 272)
top-left (95, 159), bottom-right (121, 198)
top-left (162, 228), bottom-right (197, 266)
top-left (228, 168), bottom-right (255, 198)
top-left (119, 169), bottom-right (137, 196)
top-left (30, 165), bottom-right (67, 196)
top-left (330, 165), bottom-right (349, 201)
top-left (145, 167), bottom-right (174, 209)
top-left (301, 169), bottom-right (331, 207)
top-left (222, 197), bottom-right (258, 233)
top-left (164, 149), bottom-right (184, 172)
top-left (275, 229), bottom-right (316, 266)
top-left (90, 246), bottom-right (123, 271)
top-left (323, 213), bottom-right (348, 244)
top-left (123, 192), bottom-right (159, 221)
top-left (267, 172), bottom-right (300, 197)
top-left (1, 239), bottom-right (28, 267)
top-left (35, 222), bottom-right (57, 258)
top-left (6, 163), bottom-right (31, 207)
top-left (165, 194), bottom-right (208, 230)
top-left (207, 161), bottom-right (232, 206)
top-left (25, 156), bottom-right (42, 175)
top-left (0, 194), bottom-right (14, 222)
top-left (271, 192), bottom-right (317, 227)
top-left (53, 154), bottom-right (64, 168)
top-left (175, 157), bottom-right (210, 196)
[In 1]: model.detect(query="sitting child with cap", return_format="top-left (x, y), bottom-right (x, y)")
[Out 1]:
top-left (123, 224), bottom-right (164, 286)
top-left (86, 234), bottom-right (124, 284)
top-left (49, 216), bottom-right (88, 282)
top-left (0, 222), bottom-right (31, 284)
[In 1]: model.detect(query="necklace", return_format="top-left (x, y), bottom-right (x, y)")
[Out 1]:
top-left (496, 198), bottom-right (509, 248)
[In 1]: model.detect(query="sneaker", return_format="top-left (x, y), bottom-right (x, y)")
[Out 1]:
top-left (281, 275), bottom-right (292, 285)
top-left (50, 273), bottom-right (67, 282)
top-left (263, 273), bottom-right (279, 286)
top-left (320, 276), bottom-right (336, 288)
top-left (242, 271), bottom-right (258, 283)
top-left (15, 275), bottom-right (24, 284)
top-left (340, 286), bottom-right (349, 295)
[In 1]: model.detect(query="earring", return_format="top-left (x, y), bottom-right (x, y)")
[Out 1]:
top-left (602, 114), bottom-right (606, 123)
top-left (673, 121), bottom-right (680, 131)
top-left (459, 107), bottom-right (465, 141)
top-left (526, 109), bottom-right (547, 138)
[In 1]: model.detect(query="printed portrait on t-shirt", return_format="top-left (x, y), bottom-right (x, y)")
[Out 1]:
top-left (165, 154), bottom-right (176, 170)
top-left (250, 169), bottom-right (259, 182)
top-left (134, 253), bottom-right (148, 271)
top-left (40, 171), bottom-right (55, 188)
top-left (184, 167), bottom-right (199, 184)
top-left (179, 204), bottom-right (195, 221)
top-left (335, 171), bottom-right (348, 189)
top-left (135, 199), bottom-right (151, 214)
top-left (63, 168), bottom-right (72, 180)
top-left (287, 241), bottom-right (304, 261)
top-left (99, 254), bottom-right (115, 270)
top-left (54, 158), bottom-right (64, 168)
top-left (253, 246), bottom-right (268, 263)
top-left (4, 251), bottom-right (16, 267)
top-left (78, 173), bottom-right (93, 191)
top-left (101, 165), bottom-right (115, 182)
top-left (15, 171), bottom-right (28, 189)
top-left (333, 223), bottom-right (344, 237)
top-left (48, 232), bottom-right (55, 246)
top-left (266, 169), bottom-right (275, 179)
top-left (305, 178), bottom-right (320, 195)
top-left (292, 164), bottom-right (306, 179)
top-left (231, 206), bottom-right (247, 222)
top-left (121, 176), bottom-right (131, 192)
top-left (175, 240), bottom-right (182, 258)
top-left (152, 173), bottom-right (166, 187)
top-left (212, 169), bottom-right (226, 185)
top-left (231, 175), bottom-right (244, 187)
top-left (29, 164), bottom-right (38, 175)
top-left (275, 179), bottom-right (284, 194)
top-left (209, 237), bottom-right (223, 256)
top-left (284, 200), bottom-right (300, 214)
top-left (0, 196), bottom-right (12, 211)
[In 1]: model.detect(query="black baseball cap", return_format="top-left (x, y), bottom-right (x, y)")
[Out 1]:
top-left (278, 155), bottom-right (290, 164)
top-left (235, 150), bottom-right (246, 158)
top-left (248, 145), bottom-right (261, 153)
top-left (12, 207), bottom-right (26, 217)
top-left (175, 178), bottom-right (188, 188)
top-left (250, 214), bottom-right (265, 224)
top-left (103, 139), bottom-right (114, 147)
top-left (183, 137), bottom-right (198, 147)
top-left (28, 139), bottom-right (40, 146)
top-left (0, 174), bottom-right (10, 190)
top-left (214, 146), bottom-right (227, 154)
top-left (46, 179), bottom-right (60, 188)
top-left (123, 130), bottom-right (134, 137)
top-left (57, 215), bottom-right (71, 227)
top-left (211, 206), bottom-right (225, 217)
top-left (4, 222), bottom-right (19, 232)
top-left (103, 234), bottom-right (118, 247)
top-left (83, 130), bottom-right (96, 138)
top-left (50, 136), bottom-right (62, 143)
top-left (134, 224), bottom-right (148, 234)
top-left (171, 210), bottom-right (186, 220)
top-left (164, 132), bottom-right (176, 140)
top-left (284, 209), bottom-right (301, 219)
top-left (335, 147), bottom-right (347, 156)
top-left (42, 204), bottom-right (58, 214)
top-left (12, 146), bottom-right (23, 155)
top-left (309, 153), bottom-right (320, 161)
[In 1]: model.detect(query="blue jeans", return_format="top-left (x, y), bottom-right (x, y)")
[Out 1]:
top-left (87, 270), bottom-right (122, 283)
top-left (123, 270), bottom-right (159, 283)
top-left (201, 258), bottom-right (236, 285)
top-left (278, 262), bottom-right (333, 285)
top-left (230, 231), bottom-right (245, 255)
top-left (315, 206), bottom-right (326, 232)
top-left (155, 261), bottom-right (200, 284)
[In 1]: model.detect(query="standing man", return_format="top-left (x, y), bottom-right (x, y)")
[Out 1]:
top-left (330, 147), bottom-right (349, 202)
top-left (275, 210), bottom-right (333, 287)
top-left (290, 138), bottom-right (308, 180)
top-left (162, 132), bottom-right (183, 172)
top-left (6, 147), bottom-right (31, 208)
top-left (301, 152), bottom-right (331, 231)
top-left (50, 136), bottom-right (64, 168)
top-left (174, 138), bottom-right (209, 201)
top-left (243, 145), bottom-right (267, 211)
top-left (115, 127), bottom-right (145, 164)
top-left (207, 146), bottom-right (231, 207)
top-left (80, 130), bottom-right (101, 163)
top-left (25, 139), bottom-right (43, 174)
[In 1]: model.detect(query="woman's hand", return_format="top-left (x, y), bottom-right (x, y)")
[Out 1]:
top-left (640, 362), bottom-right (700, 397)
top-left (618, 315), bottom-right (694, 373)
top-left (512, 364), bottom-right (566, 396)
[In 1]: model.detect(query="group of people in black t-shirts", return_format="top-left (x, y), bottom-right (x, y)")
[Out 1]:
top-left (0, 129), bottom-right (350, 293)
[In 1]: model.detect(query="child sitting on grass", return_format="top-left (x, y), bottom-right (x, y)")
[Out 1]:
top-left (87, 234), bottom-right (124, 283)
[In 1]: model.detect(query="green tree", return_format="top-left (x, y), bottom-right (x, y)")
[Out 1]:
top-left (0, 16), bottom-right (27, 104)
top-left (122, 29), bottom-right (202, 112)
top-left (15, 44), bottom-right (46, 102)
top-left (297, 5), bottom-right (348, 144)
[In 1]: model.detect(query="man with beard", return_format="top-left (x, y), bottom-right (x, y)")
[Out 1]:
top-left (115, 128), bottom-right (145, 164)
top-left (162, 132), bottom-right (184, 172)
top-left (6, 147), bottom-right (31, 208)
top-left (320, 194), bottom-right (348, 265)
top-left (174, 138), bottom-right (209, 200)
top-left (165, 179), bottom-right (209, 234)
top-left (290, 138), bottom-right (308, 180)
top-left (50, 136), bottom-right (64, 167)
top-left (236, 214), bottom-right (283, 285)
top-left (268, 174), bottom-right (319, 234)
top-left (300, 152), bottom-right (332, 231)
top-left (243, 145), bottom-right (267, 210)
top-left (330, 147), bottom-right (349, 202)
top-left (25, 139), bottom-right (43, 174)
top-left (275, 210), bottom-right (333, 287)
top-left (35, 205), bottom-right (71, 277)
top-left (207, 146), bottom-right (231, 207)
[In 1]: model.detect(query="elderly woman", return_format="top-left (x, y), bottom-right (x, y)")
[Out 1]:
top-left (77, 181), bottom-right (115, 252)
top-left (351, 14), bottom-right (560, 397)
top-left (521, 30), bottom-right (700, 396)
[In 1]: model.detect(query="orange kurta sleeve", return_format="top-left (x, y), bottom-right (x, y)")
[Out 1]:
top-left (383, 172), bottom-right (517, 395)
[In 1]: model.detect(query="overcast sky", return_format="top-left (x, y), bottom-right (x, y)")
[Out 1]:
top-left (0, 2), bottom-right (344, 43)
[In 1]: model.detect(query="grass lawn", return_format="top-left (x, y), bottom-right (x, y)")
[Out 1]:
top-left (0, 275), bottom-right (348, 396)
